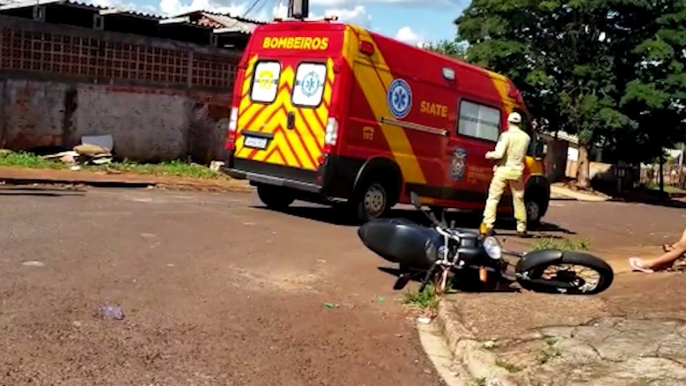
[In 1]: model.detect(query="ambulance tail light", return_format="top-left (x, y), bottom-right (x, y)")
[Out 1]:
top-left (319, 117), bottom-right (339, 164)
top-left (324, 117), bottom-right (338, 146)
top-left (226, 107), bottom-right (238, 150)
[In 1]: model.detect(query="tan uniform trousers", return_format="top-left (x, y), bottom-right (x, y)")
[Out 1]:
top-left (482, 174), bottom-right (526, 233)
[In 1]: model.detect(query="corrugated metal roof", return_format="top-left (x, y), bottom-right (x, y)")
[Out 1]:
top-left (203, 13), bottom-right (261, 34)
top-left (0, 0), bottom-right (107, 11)
top-left (175, 10), bottom-right (265, 25)
top-left (159, 15), bottom-right (214, 29)
top-left (99, 8), bottom-right (163, 20)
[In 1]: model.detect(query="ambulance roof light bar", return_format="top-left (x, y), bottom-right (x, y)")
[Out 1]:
top-left (272, 15), bottom-right (339, 22)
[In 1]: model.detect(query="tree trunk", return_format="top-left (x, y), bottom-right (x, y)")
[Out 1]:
top-left (576, 145), bottom-right (591, 189)
top-left (659, 152), bottom-right (665, 194)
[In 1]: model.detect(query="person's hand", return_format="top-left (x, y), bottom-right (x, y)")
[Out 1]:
top-left (485, 151), bottom-right (495, 159)
top-left (493, 165), bottom-right (498, 172)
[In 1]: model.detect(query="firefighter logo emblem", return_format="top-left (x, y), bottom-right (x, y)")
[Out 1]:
top-left (387, 79), bottom-right (412, 119)
top-left (302, 71), bottom-right (321, 98)
top-left (450, 147), bottom-right (467, 181)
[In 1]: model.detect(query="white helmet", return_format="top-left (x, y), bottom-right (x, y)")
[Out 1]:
top-left (508, 112), bottom-right (522, 125)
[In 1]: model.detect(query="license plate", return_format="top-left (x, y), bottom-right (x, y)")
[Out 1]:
top-left (244, 136), bottom-right (268, 149)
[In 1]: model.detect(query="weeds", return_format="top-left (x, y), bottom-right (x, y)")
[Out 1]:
top-left (402, 286), bottom-right (438, 310)
top-left (495, 358), bottom-right (521, 373)
top-left (103, 159), bottom-right (221, 179)
top-left (538, 347), bottom-right (563, 364)
top-left (0, 151), bottom-right (64, 169)
top-left (532, 237), bottom-right (591, 252)
top-left (0, 150), bottom-right (223, 180)
top-left (543, 336), bottom-right (558, 347)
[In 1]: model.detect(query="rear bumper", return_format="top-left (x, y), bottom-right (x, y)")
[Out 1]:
top-left (226, 167), bottom-right (322, 193)
top-left (227, 154), bottom-right (364, 198)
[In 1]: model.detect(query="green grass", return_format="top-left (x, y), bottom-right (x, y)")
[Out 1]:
top-left (645, 182), bottom-right (685, 194)
top-left (543, 336), bottom-right (558, 347)
top-left (538, 336), bottom-right (563, 364)
top-left (0, 150), bottom-right (222, 180)
top-left (402, 286), bottom-right (438, 310)
top-left (532, 237), bottom-right (591, 252)
top-left (538, 347), bottom-right (563, 364)
top-left (102, 159), bottom-right (221, 179)
top-left (0, 150), bottom-right (65, 169)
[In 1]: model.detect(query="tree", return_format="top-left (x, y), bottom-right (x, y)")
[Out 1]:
top-left (619, 1), bottom-right (686, 191)
top-left (455, 0), bottom-right (640, 189)
top-left (422, 39), bottom-right (467, 60)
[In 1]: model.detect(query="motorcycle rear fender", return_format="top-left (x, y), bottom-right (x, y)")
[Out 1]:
top-left (515, 249), bottom-right (563, 273)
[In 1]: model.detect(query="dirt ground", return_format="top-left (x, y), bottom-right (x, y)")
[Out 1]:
top-left (1, 185), bottom-right (684, 385)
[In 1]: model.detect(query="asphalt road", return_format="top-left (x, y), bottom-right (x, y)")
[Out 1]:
top-left (0, 187), bottom-right (440, 386)
top-left (0, 186), bottom-right (683, 385)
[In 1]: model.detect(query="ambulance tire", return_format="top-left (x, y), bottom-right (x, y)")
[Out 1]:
top-left (525, 196), bottom-right (544, 228)
top-left (354, 181), bottom-right (391, 222)
top-left (257, 184), bottom-right (295, 210)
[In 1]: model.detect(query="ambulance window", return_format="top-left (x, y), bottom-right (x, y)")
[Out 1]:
top-left (457, 100), bottom-right (501, 142)
top-left (251, 61), bottom-right (281, 103)
top-left (292, 62), bottom-right (327, 107)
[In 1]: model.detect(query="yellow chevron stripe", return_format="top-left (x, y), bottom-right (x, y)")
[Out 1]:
top-left (343, 26), bottom-right (426, 185)
top-left (235, 59), bottom-right (333, 171)
top-left (490, 76), bottom-right (516, 116)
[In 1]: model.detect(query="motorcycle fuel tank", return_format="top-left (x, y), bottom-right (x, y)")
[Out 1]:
top-left (358, 218), bottom-right (442, 270)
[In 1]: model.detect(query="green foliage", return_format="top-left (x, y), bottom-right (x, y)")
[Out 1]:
top-left (422, 39), bottom-right (467, 60)
top-left (402, 286), bottom-right (438, 310)
top-left (0, 150), bottom-right (221, 179)
top-left (454, 0), bottom-right (686, 180)
top-left (0, 151), bottom-right (65, 169)
top-left (532, 238), bottom-right (591, 252)
top-left (105, 159), bottom-right (220, 179)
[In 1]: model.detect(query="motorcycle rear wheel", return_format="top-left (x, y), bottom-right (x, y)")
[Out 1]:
top-left (517, 252), bottom-right (614, 295)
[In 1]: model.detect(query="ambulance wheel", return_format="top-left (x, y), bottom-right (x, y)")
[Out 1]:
top-left (257, 185), bottom-right (295, 210)
top-left (355, 181), bottom-right (390, 222)
top-left (525, 197), bottom-right (543, 228)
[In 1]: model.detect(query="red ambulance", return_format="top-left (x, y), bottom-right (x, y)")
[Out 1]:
top-left (225, 19), bottom-right (550, 224)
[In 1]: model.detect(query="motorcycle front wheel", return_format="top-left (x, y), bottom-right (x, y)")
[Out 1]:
top-left (517, 252), bottom-right (614, 295)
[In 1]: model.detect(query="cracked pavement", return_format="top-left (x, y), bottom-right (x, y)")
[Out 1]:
top-left (491, 317), bottom-right (686, 386)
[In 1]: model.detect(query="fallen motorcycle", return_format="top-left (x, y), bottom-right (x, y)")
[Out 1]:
top-left (357, 192), bottom-right (614, 295)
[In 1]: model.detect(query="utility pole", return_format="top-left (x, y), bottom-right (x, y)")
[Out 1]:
top-left (287, 0), bottom-right (309, 18)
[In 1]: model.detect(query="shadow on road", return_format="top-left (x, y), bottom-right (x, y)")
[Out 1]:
top-left (255, 204), bottom-right (577, 236)
top-left (0, 186), bottom-right (86, 197)
top-left (377, 266), bottom-right (520, 294)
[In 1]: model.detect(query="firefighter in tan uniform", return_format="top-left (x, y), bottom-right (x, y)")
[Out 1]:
top-left (480, 112), bottom-right (531, 237)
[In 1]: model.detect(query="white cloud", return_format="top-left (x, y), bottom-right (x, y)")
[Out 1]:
top-left (322, 5), bottom-right (371, 26)
top-left (312, 0), bottom-right (452, 7)
top-left (394, 26), bottom-right (423, 46)
top-left (158, 0), bottom-right (245, 16)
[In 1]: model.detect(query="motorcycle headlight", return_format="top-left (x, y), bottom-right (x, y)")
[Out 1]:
top-left (483, 237), bottom-right (502, 260)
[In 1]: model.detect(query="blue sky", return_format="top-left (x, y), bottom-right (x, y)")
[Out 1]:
top-left (93, 0), bottom-right (468, 45)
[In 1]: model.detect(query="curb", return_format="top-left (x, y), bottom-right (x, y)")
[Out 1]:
top-left (0, 175), bottom-right (255, 193)
top-left (431, 300), bottom-right (514, 386)
top-left (550, 186), bottom-right (609, 202)
top-left (0, 176), bottom-right (152, 188)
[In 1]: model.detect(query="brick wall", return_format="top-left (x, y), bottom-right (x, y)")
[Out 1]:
top-left (0, 15), bottom-right (240, 163)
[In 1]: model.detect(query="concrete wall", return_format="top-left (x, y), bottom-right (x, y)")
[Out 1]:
top-left (0, 79), bottom-right (232, 162)
top-left (0, 15), bottom-right (239, 163)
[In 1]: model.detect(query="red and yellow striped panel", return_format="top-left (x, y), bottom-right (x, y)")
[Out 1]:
top-left (234, 55), bottom-right (335, 171)
top-left (342, 26), bottom-right (427, 185)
